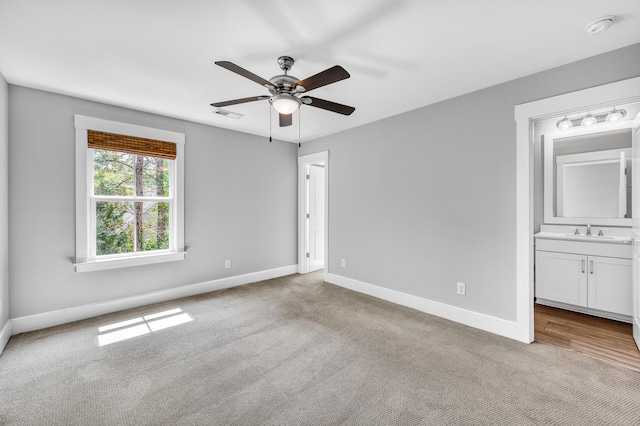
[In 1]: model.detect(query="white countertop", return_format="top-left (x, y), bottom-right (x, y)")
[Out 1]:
top-left (534, 231), bottom-right (633, 245)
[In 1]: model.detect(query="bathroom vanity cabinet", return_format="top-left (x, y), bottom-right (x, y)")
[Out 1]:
top-left (535, 235), bottom-right (632, 322)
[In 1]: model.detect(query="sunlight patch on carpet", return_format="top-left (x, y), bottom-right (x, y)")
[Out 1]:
top-left (97, 308), bottom-right (193, 346)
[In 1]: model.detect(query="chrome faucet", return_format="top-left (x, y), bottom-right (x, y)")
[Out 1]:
top-left (586, 223), bottom-right (591, 236)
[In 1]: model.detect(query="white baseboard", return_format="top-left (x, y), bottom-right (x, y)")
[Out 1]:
top-left (11, 265), bottom-right (297, 335)
top-left (326, 273), bottom-right (523, 342)
top-left (634, 317), bottom-right (640, 349)
top-left (0, 319), bottom-right (11, 355)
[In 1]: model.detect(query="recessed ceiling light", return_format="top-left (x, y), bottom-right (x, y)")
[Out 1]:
top-left (585, 16), bottom-right (615, 35)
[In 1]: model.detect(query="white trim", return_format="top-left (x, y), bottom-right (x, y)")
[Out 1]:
top-left (75, 127), bottom-right (90, 262)
top-left (516, 116), bottom-right (535, 343)
top-left (514, 76), bottom-right (640, 344)
top-left (10, 265), bottom-right (298, 335)
top-left (74, 115), bottom-right (185, 144)
top-left (326, 273), bottom-right (522, 342)
top-left (298, 151), bottom-right (329, 280)
top-left (75, 251), bottom-right (186, 273)
top-left (514, 77), bottom-right (640, 121)
top-left (175, 143), bottom-right (185, 253)
top-left (0, 320), bottom-right (11, 354)
top-left (555, 148), bottom-right (630, 165)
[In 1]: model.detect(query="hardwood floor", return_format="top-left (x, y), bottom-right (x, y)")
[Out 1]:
top-left (535, 303), bottom-right (640, 371)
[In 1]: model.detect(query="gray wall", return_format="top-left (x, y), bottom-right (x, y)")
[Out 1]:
top-left (0, 72), bottom-right (8, 331)
top-left (8, 86), bottom-right (298, 319)
top-left (300, 43), bottom-right (640, 322)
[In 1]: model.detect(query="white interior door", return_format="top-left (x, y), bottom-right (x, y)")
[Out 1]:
top-left (632, 113), bottom-right (640, 350)
top-left (308, 164), bottom-right (325, 272)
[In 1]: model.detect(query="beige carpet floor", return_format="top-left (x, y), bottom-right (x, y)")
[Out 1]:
top-left (1, 272), bottom-right (640, 425)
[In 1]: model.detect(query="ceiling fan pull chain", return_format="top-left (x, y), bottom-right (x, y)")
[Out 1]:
top-left (298, 108), bottom-right (301, 148)
top-left (269, 103), bottom-right (272, 143)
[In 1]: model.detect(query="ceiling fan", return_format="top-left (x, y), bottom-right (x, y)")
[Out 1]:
top-left (211, 56), bottom-right (355, 128)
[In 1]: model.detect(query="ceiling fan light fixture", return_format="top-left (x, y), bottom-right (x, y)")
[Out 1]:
top-left (270, 94), bottom-right (301, 115)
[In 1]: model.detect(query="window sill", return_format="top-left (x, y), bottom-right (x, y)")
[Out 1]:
top-left (74, 251), bottom-right (186, 273)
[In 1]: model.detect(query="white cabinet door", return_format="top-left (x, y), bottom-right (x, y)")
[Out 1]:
top-left (536, 251), bottom-right (588, 307)
top-left (588, 256), bottom-right (633, 316)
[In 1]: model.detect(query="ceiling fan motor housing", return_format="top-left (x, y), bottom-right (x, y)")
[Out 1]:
top-left (268, 74), bottom-right (300, 95)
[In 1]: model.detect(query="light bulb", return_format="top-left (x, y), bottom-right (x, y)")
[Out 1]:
top-left (580, 113), bottom-right (597, 128)
top-left (605, 108), bottom-right (626, 125)
top-left (556, 116), bottom-right (573, 131)
top-left (270, 94), bottom-right (301, 115)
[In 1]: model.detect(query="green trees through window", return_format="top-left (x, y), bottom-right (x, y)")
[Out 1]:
top-left (93, 149), bottom-right (170, 256)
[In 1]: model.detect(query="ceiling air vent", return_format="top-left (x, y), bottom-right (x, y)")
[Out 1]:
top-left (214, 109), bottom-right (243, 119)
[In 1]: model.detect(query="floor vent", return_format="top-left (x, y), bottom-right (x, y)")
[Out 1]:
top-left (214, 109), bottom-right (243, 119)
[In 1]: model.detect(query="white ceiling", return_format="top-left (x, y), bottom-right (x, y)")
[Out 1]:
top-left (1, 1), bottom-right (639, 143)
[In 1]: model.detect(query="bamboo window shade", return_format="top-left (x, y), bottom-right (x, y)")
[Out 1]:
top-left (88, 130), bottom-right (176, 160)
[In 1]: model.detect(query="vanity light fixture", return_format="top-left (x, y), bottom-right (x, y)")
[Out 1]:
top-left (580, 113), bottom-right (597, 128)
top-left (605, 107), bottom-right (626, 125)
top-left (555, 108), bottom-right (628, 131)
top-left (556, 116), bottom-right (573, 131)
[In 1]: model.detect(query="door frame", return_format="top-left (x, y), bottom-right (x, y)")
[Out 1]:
top-left (298, 151), bottom-right (329, 278)
top-left (514, 76), bottom-right (640, 343)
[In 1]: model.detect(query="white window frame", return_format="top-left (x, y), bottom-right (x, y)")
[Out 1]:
top-left (74, 115), bottom-right (185, 272)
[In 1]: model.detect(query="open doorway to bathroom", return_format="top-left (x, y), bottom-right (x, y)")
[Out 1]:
top-left (532, 101), bottom-right (640, 371)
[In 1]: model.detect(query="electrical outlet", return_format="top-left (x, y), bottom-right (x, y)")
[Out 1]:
top-left (457, 282), bottom-right (466, 296)
top-left (225, 259), bottom-right (232, 269)
top-left (341, 259), bottom-right (346, 268)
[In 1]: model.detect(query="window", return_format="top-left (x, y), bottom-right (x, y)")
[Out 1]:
top-left (75, 116), bottom-right (185, 272)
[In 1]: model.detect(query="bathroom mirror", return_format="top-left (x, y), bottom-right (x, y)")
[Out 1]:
top-left (544, 123), bottom-right (633, 226)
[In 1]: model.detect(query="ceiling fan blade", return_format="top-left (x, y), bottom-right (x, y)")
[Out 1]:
top-left (294, 66), bottom-right (350, 92)
top-left (211, 96), bottom-right (269, 108)
top-left (301, 96), bottom-right (355, 116)
top-left (279, 113), bottom-right (293, 127)
top-left (215, 61), bottom-right (277, 89)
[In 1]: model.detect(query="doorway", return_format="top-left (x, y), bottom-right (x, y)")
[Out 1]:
top-left (515, 77), bottom-right (640, 368)
top-left (298, 151), bottom-right (329, 276)
top-left (515, 76), bottom-right (640, 346)
top-left (532, 110), bottom-right (639, 369)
